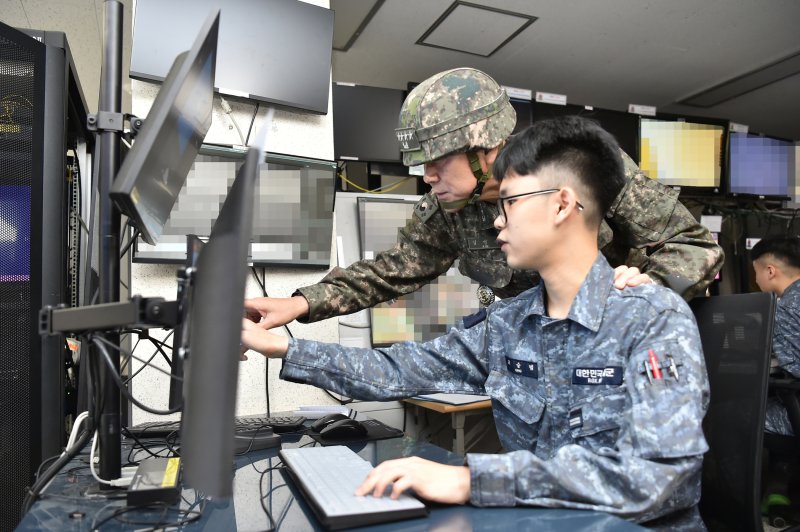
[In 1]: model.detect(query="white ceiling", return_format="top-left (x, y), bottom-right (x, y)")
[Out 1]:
top-left (2, 0), bottom-right (799, 140)
top-left (331, 0), bottom-right (800, 141)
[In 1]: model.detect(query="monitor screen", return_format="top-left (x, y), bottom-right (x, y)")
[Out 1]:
top-left (332, 83), bottom-right (405, 163)
top-left (357, 197), bottom-right (480, 346)
top-left (133, 145), bottom-right (336, 267)
top-left (131, 0), bottom-right (334, 114)
top-left (111, 11), bottom-right (219, 245)
top-left (0, 185), bottom-right (30, 282)
top-left (639, 115), bottom-right (727, 193)
top-left (729, 132), bottom-right (794, 199)
top-left (181, 145), bottom-right (261, 498)
top-left (530, 101), bottom-right (640, 162)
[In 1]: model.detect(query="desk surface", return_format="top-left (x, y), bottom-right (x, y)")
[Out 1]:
top-left (403, 397), bottom-right (493, 413)
top-left (18, 431), bottom-right (643, 531)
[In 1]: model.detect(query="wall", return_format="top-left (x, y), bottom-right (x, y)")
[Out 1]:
top-left (128, 0), bottom-right (348, 424)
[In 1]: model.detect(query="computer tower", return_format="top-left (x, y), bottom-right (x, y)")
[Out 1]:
top-left (0, 22), bottom-right (91, 530)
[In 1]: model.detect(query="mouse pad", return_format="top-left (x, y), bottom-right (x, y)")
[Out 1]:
top-left (309, 418), bottom-right (403, 446)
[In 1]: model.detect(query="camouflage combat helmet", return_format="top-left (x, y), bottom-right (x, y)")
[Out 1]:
top-left (395, 68), bottom-right (516, 168)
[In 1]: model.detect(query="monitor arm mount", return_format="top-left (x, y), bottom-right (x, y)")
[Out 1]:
top-left (39, 297), bottom-right (179, 336)
top-left (86, 111), bottom-right (143, 144)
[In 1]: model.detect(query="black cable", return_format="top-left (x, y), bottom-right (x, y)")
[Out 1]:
top-left (244, 101), bottom-right (260, 146)
top-left (91, 337), bottom-right (182, 415)
top-left (95, 335), bottom-right (182, 384)
top-left (33, 454), bottom-right (62, 481)
top-left (90, 502), bottom-right (202, 531)
top-left (258, 463), bottom-right (284, 532)
top-left (21, 412), bottom-right (94, 515)
top-left (147, 336), bottom-right (173, 367)
top-left (119, 227), bottom-right (140, 259)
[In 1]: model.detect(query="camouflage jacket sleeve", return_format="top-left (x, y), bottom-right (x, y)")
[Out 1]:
top-left (773, 297), bottom-right (800, 378)
top-left (605, 169), bottom-right (724, 301)
top-left (297, 194), bottom-right (458, 322)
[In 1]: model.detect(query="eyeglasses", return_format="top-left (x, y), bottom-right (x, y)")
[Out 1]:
top-left (495, 188), bottom-right (584, 223)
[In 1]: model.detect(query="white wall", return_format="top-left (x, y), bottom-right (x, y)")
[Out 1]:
top-left (129, 0), bottom-right (344, 424)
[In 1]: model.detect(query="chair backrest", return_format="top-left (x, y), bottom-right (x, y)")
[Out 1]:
top-left (691, 292), bottom-right (776, 532)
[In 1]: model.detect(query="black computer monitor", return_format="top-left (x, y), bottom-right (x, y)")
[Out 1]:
top-left (130, 0), bottom-right (333, 114)
top-left (728, 131), bottom-right (794, 200)
top-left (639, 113), bottom-right (728, 196)
top-left (131, 145), bottom-right (336, 267)
top-left (110, 11), bottom-right (219, 245)
top-left (180, 143), bottom-right (261, 498)
top-left (531, 101), bottom-right (640, 162)
top-left (332, 83), bottom-right (405, 163)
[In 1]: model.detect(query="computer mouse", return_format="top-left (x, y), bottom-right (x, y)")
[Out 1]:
top-left (319, 418), bottom-right (368, 440)
top-left (310, 413), bottom-right (350, 433)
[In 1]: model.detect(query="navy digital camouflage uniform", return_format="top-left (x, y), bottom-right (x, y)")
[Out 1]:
top-left (764, 278), bottom-right (800, 435)
top-left (281, 255), bottom-right (710, 529)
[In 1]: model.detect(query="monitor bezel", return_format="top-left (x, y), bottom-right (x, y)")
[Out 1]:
top-left (726, 130), bottom-right (794, 202)
top-left (130, 144), bottom-right (337, 267)
top-left (530, 101), bottom-right (641, 163)
top-left (638, 111), bottom-right (729, 197)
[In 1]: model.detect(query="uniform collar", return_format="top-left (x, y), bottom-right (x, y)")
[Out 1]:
top-left (782, 278), bottom-right (800, 298)
top-left (526, 254), bottom-right (613, 332)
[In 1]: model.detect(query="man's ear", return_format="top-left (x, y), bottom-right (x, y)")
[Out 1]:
top-left (479, 145), bottom-right (502, 172)
top-left (767, 264), bottom-right (778, 279)
top-left (553, 187), bottom-right (580, 223)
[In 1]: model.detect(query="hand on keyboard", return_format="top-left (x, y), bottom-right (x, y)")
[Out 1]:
top-left (355, 456), bottom-right (471, 505)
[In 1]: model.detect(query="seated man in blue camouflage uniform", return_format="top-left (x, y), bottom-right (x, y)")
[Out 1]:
top-left (241, 116), bottom-right (710, 530)
top-left (752, 236), bottom-right (800, 436)
top-left (243, 67), bottom-right (723, 333)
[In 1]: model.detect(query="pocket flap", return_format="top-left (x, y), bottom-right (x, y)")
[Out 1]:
top-left (484, 370), bottom-right (545, 425)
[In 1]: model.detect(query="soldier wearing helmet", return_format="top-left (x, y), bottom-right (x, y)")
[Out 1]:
top-left (243, 67), bottom-right (723, 330)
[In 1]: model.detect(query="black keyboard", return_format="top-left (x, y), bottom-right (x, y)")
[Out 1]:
top-left (126, 415), bottom-right (307, 437)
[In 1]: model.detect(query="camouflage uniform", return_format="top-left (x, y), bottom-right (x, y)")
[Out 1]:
top-left (298, 163), bottom-right (723, 321)
top-left (297, 67), bottom-right (722, 321)
top-left (764, 279), bottom-right (800, 435)
top-left (281, 255), bottom-right (710, 529)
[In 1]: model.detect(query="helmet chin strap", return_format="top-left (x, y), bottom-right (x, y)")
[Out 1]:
top-left (438, 150), bottom-right (493, 211)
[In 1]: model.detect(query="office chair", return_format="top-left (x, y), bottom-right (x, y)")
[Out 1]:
top-left (763, 372), bottom-right (800, 529)
top-left (691, 292), bottom-right (776, 532)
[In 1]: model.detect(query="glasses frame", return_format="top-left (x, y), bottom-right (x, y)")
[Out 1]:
top-left (496, 188), bottom-right (585, 223)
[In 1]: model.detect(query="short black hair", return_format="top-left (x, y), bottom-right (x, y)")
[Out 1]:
top-left (493, 116), bottom-right (626, 224)
top-left (751, 236), bottom-right (800, 269)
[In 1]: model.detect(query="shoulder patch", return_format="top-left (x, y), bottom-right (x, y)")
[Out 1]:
top-left (413, 193), bottom-right (439, 223)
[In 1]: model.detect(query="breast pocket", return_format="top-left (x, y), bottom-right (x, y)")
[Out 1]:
top-left (484, 370), bottom-right (544, 452)
top-left (568, 390), bottom-right (627, 452)
top-left (610, 174), bottom-right (678, 244)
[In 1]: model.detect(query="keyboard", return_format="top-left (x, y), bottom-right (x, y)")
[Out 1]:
top-left (280, 446), bottom-right (427, 530)
top-left (126, 415), bottom-right (307, 437)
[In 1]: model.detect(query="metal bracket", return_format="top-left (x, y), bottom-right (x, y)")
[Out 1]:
top-left (39, 296), bottom-right (179, 336)
top-left (86, 112), bottom-right (143, 139)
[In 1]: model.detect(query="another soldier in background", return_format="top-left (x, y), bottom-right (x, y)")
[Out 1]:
top-left (242, 117), bottom-right (710, 529)
top-left (752, 236), bottom-right (800, 435)
top-left (244, 67), bottom-right (723, 330)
